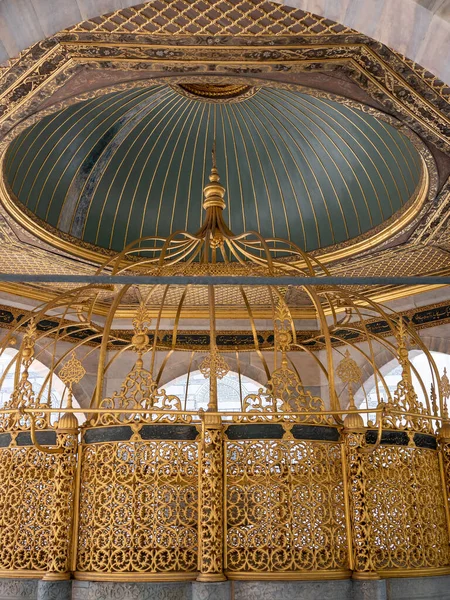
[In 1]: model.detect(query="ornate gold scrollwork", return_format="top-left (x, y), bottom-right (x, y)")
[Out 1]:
top-left (1, 321), bottom-right (51, 432)
top-left (343, 430), bottom-right (378, 579)
top-left (197, 424), bottom-right (226, 582)
top-left (337, 350), bottom-right (364, 430)
top-left (76, 439), bottom-right (199, 576)
top-left (199, 349), bottom-right (229, 381)
top-left (382, 319), bottom-right (433, 433)
top-left (236, 360), bottom-right (332, 425)
top-left (225, 438), bottom-right (348, 575)
top-left (95, 360), bottom-right (189, 426)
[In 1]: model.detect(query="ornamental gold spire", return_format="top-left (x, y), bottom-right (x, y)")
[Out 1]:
top-left (196, 142), bottom-right (232, 243)
top-left (337, 349), bottom-right (364, 429)
top-left (203, 142), bottom-right (226, 212)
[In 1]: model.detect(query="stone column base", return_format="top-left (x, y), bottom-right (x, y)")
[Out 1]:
top-left (37, 580), bottom-right (72, 600)
top-left (352, 580), bottom-right (387, 600)
top-left (192, 581), bottom-right (231, 600)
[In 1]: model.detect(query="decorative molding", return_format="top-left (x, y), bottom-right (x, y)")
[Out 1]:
top-left (0, 297), bottom-right (450, 351)
top-left (0, 2), bottom-right (448, 308)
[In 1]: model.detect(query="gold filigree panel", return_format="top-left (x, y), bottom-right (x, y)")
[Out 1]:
top-left (65, 1), bottom-right (354, 37)
top-left (94, 362), bottom-right (190, 426)
top-left (0, 445), bottom-right (75, 573)
top-left (365, 445), bottom-right (449, 571)
top-left (225, 440), bottom-right (348, 573)
top-left (76, 440), bottom-right (199, 574)
top-left (198, 427), bottom-right (224, 576)
top-left (236, 364), bottom-right (334, 425)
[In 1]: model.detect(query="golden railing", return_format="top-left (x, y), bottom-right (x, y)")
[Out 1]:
top-left (0, 407), bottom-right (449, 582)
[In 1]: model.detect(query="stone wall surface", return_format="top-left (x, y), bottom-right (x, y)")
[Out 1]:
top-left (2, 577), bottom-right (450, 600)
top-left (71, 581), bottom-right (192, 600)
top-left (387, 575), bottom-right (450, 599)
top-left (0, 580), bottom-right (38, 600)
top-left (232, 580), bottom-right (353, 600)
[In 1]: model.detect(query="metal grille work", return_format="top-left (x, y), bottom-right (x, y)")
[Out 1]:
top-left (64, 0), bottom-right (355, 37)
top-left (0, 445), bottom-right (76, 573)
top-left (76, 440), bottom-right (199, 575)
top-left (365, 445), bottom-right (450, 572)
top-left (225, 440), bottom-right (348, 574)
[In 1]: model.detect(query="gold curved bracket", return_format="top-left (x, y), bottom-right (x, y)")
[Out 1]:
top-left (29, 412), bottom-right (64, 455)
top-left (358, 410), bottom-right (384, 455)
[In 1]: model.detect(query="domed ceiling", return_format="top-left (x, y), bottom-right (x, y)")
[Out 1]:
top-left (3, 83), bottom-right (423, 255)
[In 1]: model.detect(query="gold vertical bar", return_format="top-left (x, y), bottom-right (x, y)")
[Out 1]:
top-left (223, 437), bottom-right (227, 572)
top-left (438, 449), bottom-right (450, 542)
top-left (70, 442), bottom-right (83, 574)
top-left (197, 421), bottom-right (203, 573)
top-left (340, 443), bottom-right (354, 572)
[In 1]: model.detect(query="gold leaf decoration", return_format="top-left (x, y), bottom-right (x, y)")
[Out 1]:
top-left (59, 352), bottom-right (86, 387)
top-left (199, 349), bottom-right (229, 380)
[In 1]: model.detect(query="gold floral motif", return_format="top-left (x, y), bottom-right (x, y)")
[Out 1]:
top-left (237, 360), bottom-right (333, 425)
top-left (132, 303), bottom-right (152, 336)
top-left (382, 320), bottom-right (433, 433)
top-left (0, 444), bottom-right (77, 575)
top-left (337, 350), bottom-right (362, 406)
top-left (343, 431), bottom-right (377, 575)
top-left (198, 427), bottom-right (225, 580)
top-left (59, 352), bottom-right (86, 388)
top-left (226, 439), bottom-right (348, 573)
top-left (365, 445), bottom-right (449, 571)
top-left (95, 359), bottom-right (189, 426)
top-left (199, 349), bottom-right (229, 381)
top-left (274, 295), bottom-right (293, 353)
top-left (77, 440), bottom-right (199, 575)
top-left (1, 320), bottom-right (50, 431)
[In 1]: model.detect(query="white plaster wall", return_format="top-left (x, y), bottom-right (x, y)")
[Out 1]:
top-left (0, 0), bottom-right (450, 84)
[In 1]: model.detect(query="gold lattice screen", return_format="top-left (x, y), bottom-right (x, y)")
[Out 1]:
top-left (225, 439), bottom-right (348, 574)
top-left (64, 0), bottom-right (355, 36)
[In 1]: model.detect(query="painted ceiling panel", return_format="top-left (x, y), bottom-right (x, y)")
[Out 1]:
top-left (4, 84), bottom-right (422, 253)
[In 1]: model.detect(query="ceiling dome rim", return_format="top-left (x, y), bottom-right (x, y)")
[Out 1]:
top-left (0, 76), bottom-right (436, 267)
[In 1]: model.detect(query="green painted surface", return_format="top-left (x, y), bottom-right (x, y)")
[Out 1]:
top-left (4, 85), bottom-right (422, 252)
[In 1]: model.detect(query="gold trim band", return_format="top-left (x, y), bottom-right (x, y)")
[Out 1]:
top-left (73, 571), bottom-right (199, 581)
top-left (225, 569), bottom-right (352, 580)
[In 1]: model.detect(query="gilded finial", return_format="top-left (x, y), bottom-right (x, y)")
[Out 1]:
top-left (396, 317), bottom-right (414, 387)
top-left (439, 367), bottom-right (450, 439)
top-left (203, 140), bottom-right (226, 211)
top-left (131, 303), bottom-right (152, 355)
top-left (199, 348), bottom-right (229, 380)
top-left (337, 349), bottom-right (364, 429)
top-left (58, 351), bottom-right (85, 431)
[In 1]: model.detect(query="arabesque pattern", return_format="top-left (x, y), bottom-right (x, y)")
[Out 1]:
top-left (0, 445), bottom-right (76, 573)
top-left (198, 427), bottom-right (225, 578)
top-left (76, 440), bottom-right (199, 574)
top-left (365, 445), bottom-right (450, 571)
top-left (343, 432), bottom-right (376, 574)
top-left (225, 440), bottom-right (348, 573)
top-left (94, 360), bottom-right (190, 426)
